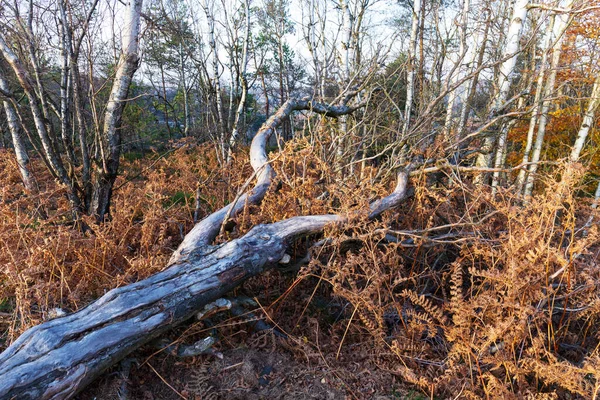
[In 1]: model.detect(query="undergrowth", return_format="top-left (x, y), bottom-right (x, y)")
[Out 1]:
top-left (1, 139), bottom-right (599, 398)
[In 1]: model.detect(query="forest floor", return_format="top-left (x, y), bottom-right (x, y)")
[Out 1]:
top-left (2, 141), bottom-right (600, 399)
top-left (79, 326), bottom-right (410, 400)
top-left (76, 274), bottom-right (414, 400)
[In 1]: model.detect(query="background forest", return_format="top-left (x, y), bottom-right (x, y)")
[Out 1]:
top-left (1, 0), bottom-right (600, 398)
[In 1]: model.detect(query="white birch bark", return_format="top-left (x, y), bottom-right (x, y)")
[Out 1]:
top-left (515, 14), bottom-right (556, 190)
top-left (594, 180), bottom-right (600, 209)
top-left (0, 70), bottom-right (33, 191)
top-left (402, 0), bottom-right (422, 138)
top-left (475, 0), bottom-right (529, 173)
top-left (569, 74), bottom-right (600, 162)
top-left (456, 8), bottom-right (491, 143)
top-left (523, 2), bottom-right (572, 197)
top-left (0, 34), bottom-right (77, 207)
top-left (443, 0), bottom-right (470, 142)
top-left (91, 0), bottom-right (143, 220)
top-left (203, 0), bottom-right (226, 163)
top-left (179, 42), bottom-right (191, 136)
top-left (227, 0), bottom-right (251, 161)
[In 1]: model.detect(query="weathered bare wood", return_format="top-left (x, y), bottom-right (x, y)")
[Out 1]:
top-left (171, 96), bottom-right (371, 262)
top-left (0, 96), bottom-right (404, 400)
top-left (0, 216), bottom-right (335, 400)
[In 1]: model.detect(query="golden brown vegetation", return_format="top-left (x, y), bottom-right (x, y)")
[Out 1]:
top-left (1, 141), bottom-right (599, 398)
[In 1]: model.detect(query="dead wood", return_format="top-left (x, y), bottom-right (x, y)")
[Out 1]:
top-left (0, 96), bottom-right (408, 400)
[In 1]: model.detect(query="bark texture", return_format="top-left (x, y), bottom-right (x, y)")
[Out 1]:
top-left (475, 0), bottom-right (529, 175)
top-left (91, 0), bottom-right (143, 221)
top-left (0, 96), bottom-right (402, 400)
top-left (0, 69), bottom-right (33, 191)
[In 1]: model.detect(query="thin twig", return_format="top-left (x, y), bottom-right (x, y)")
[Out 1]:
top-left (146, 362), bottom-right (187, 400)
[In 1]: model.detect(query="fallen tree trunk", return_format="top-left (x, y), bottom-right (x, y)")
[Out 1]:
top-left (0, 96), bottom-right (407, 400)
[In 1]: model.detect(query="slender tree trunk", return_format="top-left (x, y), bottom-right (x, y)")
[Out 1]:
top-left (456, 7), bottom-right (491, 143)
top-left (593, 180), bottom-right (600, 209)
top-left (0, 71), bottom-right (33, 191)
top-left (71, 65), bottom-right (92, 209)
top-left (515, 15), bottom-right (557, 190)
top-left (475, 0), bottom-right (529, 178)
top-left (0, 35), bottom-right (80, 211)
top-left (179, 42), bottom-right (191, 137)
top-left (569, 74), bottom-right (600, 162)
top-left (227, 0), bottom-right (251, 161)
top-left (336, 0), bottom-right (355, 170)
top-left (304, 0), bottom-right (322, 99)
top-left (59, 0), bottom-right (95, 210)
top-left (203, 0), bottom-right (227, 162)
top-left (90, 0), bottom-right (143, 221)
top-left (159, 64), bottom-right (173, 139)
top-left (402, 0), bottom-right (422, 138)
top-left (523, 4), bottom-right (572, 198)
top-left (443, 0), bottom-right (470, 142)
top-left (59, 21), bottom-right (76, 166)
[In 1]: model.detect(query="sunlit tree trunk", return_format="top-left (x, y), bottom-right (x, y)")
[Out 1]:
top-left (91, 0), bottom-right (143, 221)
top-left (456, 7), bottom-right (491, 144)
top-left (569, 74), bottom-right (600, 162)
top-left (179, 42), bottom-right (191, 137)
top-left (594, 180), bottom-right (600, 209)
top-left (443, 0), bottom-right (470, 142)
top-left (475, 0), bottom-right (529, 180)
top-left (523, 3), bottom-right (572, 198)
top-left (402, 0), bottom-right (422, 139)
top-left (515, 14), bottom-right (557, 190)
top-left (203, 0), bottom-right (226, 163)
top-left (59, 24), bottom-right (76, 166)
top-left (0, 34), bottom-right (80, 211)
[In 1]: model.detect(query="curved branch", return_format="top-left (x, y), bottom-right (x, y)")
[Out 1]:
top-left (170, 96), bottom-right (369, 262)
top-left (0, 95), bottom-right (409, 400)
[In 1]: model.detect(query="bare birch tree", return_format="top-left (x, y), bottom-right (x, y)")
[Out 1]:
top-left (0, 68), bottom-right (34, 191)
top-left (474, 0), bottom-right (529, 178)
top-left (227, 0), bottom-right (251, 160)
top-left (402, 0), bottom-right (422, 139)
top-left (90, 0), bottom-right (144, 220)
top-left (522, 0), bottom-right (573, 198)
top-left (569, 73), bottom-right (600, 162)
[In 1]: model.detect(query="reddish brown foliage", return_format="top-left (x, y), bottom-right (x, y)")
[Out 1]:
top-left (1, 142), bottom-right (600, 398)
